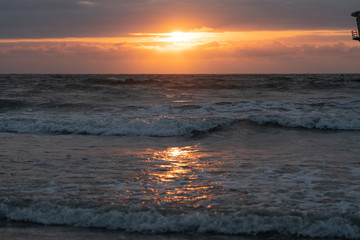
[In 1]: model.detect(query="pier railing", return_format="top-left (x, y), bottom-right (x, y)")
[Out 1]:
top-left (352, 29), bottom-right (360, 38)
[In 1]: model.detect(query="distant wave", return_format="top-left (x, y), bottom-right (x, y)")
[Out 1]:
top-left (1, 202), bottom-right (359, 239)
top-left (75, 75), bottom-right (360, 91)
top-left (88, 77), bottom-right (163, 85)
top-left (0, 99), bottom-right (28, 112)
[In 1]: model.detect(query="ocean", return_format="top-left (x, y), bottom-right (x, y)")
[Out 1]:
top-left (0, 74), bottom-right (359, 240)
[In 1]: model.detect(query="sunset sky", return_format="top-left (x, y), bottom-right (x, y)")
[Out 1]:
top-left (0, 0), bottom-right (359, 74)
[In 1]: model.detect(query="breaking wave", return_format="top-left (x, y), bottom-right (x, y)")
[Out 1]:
top-left (0, 113), bottom-right (359, 137)
top-left (248, 115), bottom-right (360, 130)
top-left (0, 116), bottom-right (231, 137)
top-left (1, 98), bottom-right (360, 136)
top-left (0, 202), bottom-right (359, 239)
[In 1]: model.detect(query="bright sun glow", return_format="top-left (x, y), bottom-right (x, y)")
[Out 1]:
top-left (159, 31), bottom-right (205, 44)
top-left (129, 31), bottom-right (207, 49)
top-left (167, 32), bottom-right (194, 42)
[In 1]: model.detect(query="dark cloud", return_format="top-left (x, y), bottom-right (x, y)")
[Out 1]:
top-left (0, 0), bottom-right (359, 38)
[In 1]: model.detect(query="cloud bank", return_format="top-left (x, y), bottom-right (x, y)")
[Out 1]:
top-left (1, 32), bottom-right (359, 73)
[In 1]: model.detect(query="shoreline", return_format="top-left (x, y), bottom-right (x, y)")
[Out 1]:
top-left (0, 221), bottom-right (329, 240)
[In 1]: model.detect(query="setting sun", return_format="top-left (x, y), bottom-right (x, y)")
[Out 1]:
top-left (166, 32), bottom-right (195, 42)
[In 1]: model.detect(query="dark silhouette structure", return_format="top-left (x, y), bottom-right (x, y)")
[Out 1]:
top-left (351, 11), bottom-right (360, 41)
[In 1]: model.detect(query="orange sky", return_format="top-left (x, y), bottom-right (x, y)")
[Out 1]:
top-left (0, 0), bottom-right (359, 73)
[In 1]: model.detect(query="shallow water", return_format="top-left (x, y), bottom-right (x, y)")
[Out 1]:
top-left (1, 126), bottom-right (359, 239)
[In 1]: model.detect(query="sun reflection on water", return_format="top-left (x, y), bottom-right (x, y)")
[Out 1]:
top-left (143, 145), bottom-right (215, 208)
top-left (150, 146), bottom-right (200, 181)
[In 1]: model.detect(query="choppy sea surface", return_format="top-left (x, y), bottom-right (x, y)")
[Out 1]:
top-left (0, 74), bottom-right (360, 240)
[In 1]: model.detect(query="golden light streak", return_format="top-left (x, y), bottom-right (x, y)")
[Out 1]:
top-left (162, 32), bottom-right (201, 42)
top-left (0, 30), bottom-right (349, 44)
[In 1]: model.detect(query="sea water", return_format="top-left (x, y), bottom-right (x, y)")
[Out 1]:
top-left (0, 74), bottom-right (359, 239)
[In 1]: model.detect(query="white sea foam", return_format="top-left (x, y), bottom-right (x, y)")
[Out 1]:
top-left (248, 115), bottom-right (360, 130)
top-left (0, 202), bottom-right (359, 239)
top-left (1, 99), bottom-right (359, 136)
top-left (0, 115), bottom-right (231, 136)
